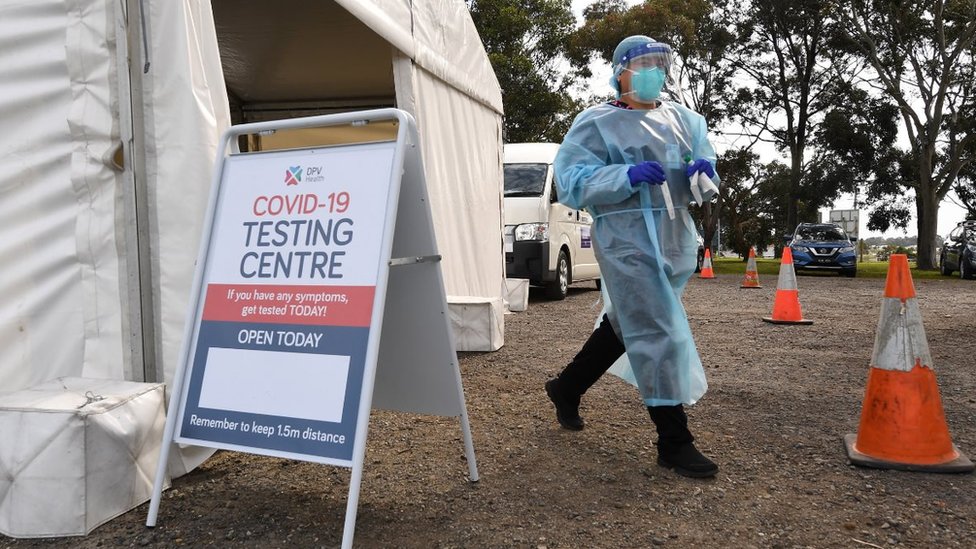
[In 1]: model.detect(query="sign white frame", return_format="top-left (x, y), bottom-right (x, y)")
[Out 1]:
top-left (146, 109), bottom-right (478, 549)
top-left (829, 209), bottom-right (860, 239)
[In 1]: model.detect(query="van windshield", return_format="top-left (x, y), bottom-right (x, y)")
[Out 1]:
top-left (796, 225), bottom-right (848, 242)
top-left (504, 163), bottom-right (548, 197)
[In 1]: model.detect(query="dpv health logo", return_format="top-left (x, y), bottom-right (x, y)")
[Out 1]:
top-left (285, 166), bottom-right (303, 186)
top-left (284, 165), bottom-right (325, 186)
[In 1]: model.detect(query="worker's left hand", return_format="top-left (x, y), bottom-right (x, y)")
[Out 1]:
top-left (686, 158), bottom-right (715, 179)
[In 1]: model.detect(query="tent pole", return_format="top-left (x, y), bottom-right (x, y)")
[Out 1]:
top-left (113, 0), bottom-right (145, 381)
top-left (121, 0), bottom-right (160, 382)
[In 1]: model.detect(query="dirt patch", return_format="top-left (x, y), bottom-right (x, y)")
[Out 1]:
top-left (4, 274), bottom-right (976, 548)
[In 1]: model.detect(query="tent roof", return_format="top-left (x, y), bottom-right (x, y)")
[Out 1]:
top-left (212, 0), bottom-right (502, 114)
top-left (214, 1), bottom-right (394, 104)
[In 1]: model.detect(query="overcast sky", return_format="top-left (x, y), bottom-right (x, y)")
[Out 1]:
top-left (566, 0), bottom-right (967, 238)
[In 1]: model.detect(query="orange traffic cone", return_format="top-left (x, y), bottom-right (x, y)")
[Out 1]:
top-left (761, 247), bottom-right (812, 324)
top-left (741, 247), bottom-right (762, 289)
top-left (699, 248), bottom-right (716, 279)
top-left (843, 254), bottom-right (973, 472)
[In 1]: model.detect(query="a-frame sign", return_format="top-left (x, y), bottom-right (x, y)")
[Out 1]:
top-left (146, 109), bottom-right (479, 549)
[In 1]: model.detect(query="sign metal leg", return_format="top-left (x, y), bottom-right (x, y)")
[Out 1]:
top-left (459, 405), bottom-right (479, 482)
top-left (340, 458), bottom-right (365, 549)
top-left (146, 391), bottom-right (183, 526)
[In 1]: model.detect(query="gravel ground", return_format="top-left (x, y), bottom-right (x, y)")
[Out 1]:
top-left (4, 272), bottom-right (976, 548)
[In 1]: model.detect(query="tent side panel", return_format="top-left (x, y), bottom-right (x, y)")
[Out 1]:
top-left (408, 0), bottom-right (503, 114)
top-left (141, 0), bottom-right (230, 475)
top-left (401, 63), bottom-right (505, 350)
top-left (0, 0), bottom-right (127, 392)
top-left (343, 0), bottom-right (503, 115)
top-left (142, 0), bottom-right (231, 388)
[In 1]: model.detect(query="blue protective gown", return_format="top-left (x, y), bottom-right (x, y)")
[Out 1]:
top-left (554, 101), bottom-right (720, 406)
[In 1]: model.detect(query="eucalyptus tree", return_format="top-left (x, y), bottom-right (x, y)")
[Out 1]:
top-left (730, 0), bottom-right (862, 237)
top-left (468, 0), bottom-right (582, 142)
top-left (837, 0), bottom-right (976, 268)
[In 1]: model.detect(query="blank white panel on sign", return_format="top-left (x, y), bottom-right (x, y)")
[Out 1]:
top-left (200, 348), bottom-right (350, 423)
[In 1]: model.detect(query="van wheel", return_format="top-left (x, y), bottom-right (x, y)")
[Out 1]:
top-left (594, 278), bottom-right (602, 291)
top-left (545, 250), bottom-right (570, 300)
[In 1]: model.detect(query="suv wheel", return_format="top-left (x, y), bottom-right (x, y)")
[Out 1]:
top-left (961, 254), bottom-right (975, 280)
top-left (545, 249), bottom-right (570, 300)
top-left (940, 251), bottom-right (953, 276)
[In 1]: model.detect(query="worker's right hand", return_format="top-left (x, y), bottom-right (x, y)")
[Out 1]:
top-left (627, 161), bottom-right (666, 187)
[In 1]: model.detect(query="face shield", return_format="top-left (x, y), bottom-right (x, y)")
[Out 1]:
top-left (612, 41), bottom-right (674, 102)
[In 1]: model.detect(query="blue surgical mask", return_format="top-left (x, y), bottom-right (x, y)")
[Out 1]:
top-left (627, 67), bottom-right (666, 101)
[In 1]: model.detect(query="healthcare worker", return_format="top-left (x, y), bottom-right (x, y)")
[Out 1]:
top-left (544, 35), bottom-right (720, 478)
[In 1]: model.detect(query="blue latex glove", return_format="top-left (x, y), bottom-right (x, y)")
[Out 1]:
top-left (626, 161), bottom-right (666, 187)
top-left (686, 158), bottom-right (715, 179)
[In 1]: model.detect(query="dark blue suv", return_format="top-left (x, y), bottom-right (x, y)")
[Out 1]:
top-left (788, 223), bottom-right (857, 277)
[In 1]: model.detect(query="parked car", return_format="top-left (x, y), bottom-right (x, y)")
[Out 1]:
top-left (503, 143), bottom-right (601, 300)
top-left (940, 220), bottom-right (976, 279)
top-left (787, 222), bottom-right (857, 277)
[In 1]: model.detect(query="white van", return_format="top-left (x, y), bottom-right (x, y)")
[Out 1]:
top-left (503, 143), bottom-right (600, 299)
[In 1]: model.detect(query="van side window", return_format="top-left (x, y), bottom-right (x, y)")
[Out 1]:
top-left (550, 176), bottom-right (558, 204)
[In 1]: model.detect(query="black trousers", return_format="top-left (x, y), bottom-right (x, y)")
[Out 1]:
top-left (556, 314), bottom-right (624, 397)
top-left (556, 314), bottom-right (694, 447)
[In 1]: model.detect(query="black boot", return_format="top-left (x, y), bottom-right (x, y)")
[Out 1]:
top-left (648, 405), bottom-right (718, 478)
top-left (545, 378), bottom-right (584, 430)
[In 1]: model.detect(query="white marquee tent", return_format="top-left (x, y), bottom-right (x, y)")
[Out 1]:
top-left (0, 0), bottom-right (505, 392)
top-left (0, 0), bottom-right (504, 536)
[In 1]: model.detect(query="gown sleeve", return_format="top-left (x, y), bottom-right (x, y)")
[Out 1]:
top-left (553, 110), bottom-right (636, 210)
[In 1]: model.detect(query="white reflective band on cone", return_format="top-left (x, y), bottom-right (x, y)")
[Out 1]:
top-left (776, 260), bottom-right (798, 290)
top-left (871, 297), bottom-right (933, 372)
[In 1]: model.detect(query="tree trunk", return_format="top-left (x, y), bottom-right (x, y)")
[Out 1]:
top-left (915, 185), bottom-right (940, 270)
top-left (701, 203), bottom-right (714, 253)
top-left (787, 152), bottom-right (802, 233)
top-left (732, 222), bottom-right (747, 258)
top-left (702, 199), bottom-right (722, 254)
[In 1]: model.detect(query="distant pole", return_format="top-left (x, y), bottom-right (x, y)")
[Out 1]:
top-left (717, 218), bottom-right (722, 255)
top-left (854, 185), bottom-right (863, 263)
